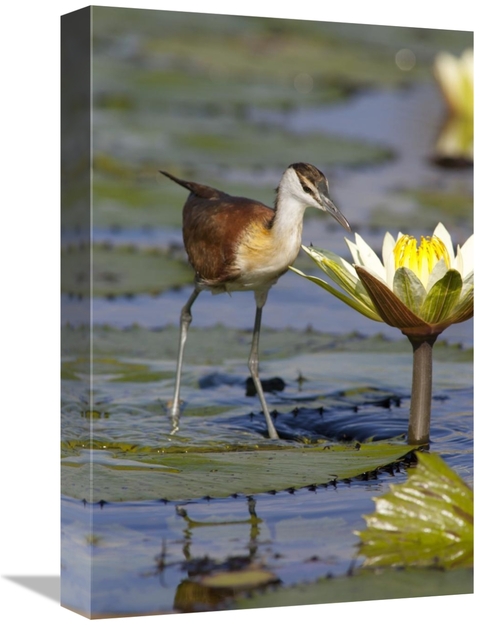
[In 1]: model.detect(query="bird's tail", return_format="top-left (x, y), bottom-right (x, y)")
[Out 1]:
top-left (159, 170), bottom-right (221, 199)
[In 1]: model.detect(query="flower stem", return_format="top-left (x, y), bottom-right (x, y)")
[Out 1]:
top-left (407, 336), bottom-right (437, 445)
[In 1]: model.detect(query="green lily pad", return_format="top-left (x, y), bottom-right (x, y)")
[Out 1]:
top-left (172, 124), bottom-right (394, 169)
top-left (356, 452), bottom-right (473, 569)
top-left (370, 185), bottom-right (473, 231)
top-left (93, 8), bottom-right (472, 106)
top-left (61, 325), bottom-right (473, 364)
top-left (61, 244), bottom-right (193, 297)
top-left (61, 441), bottom-right (416, 502)
top-left (234, 568), bottom-right (472, 609)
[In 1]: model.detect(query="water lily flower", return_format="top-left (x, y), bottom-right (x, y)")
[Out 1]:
top-left (292, 223), bottom-right (473, 339)
top-left (433, 48), bottom-right (473, 119)
top-left (291, 223), bottom-right (473, 445)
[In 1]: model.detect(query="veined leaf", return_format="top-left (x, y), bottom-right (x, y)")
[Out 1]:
top-left (356, 452), bottom-right (473, 569)
top-left (61, 441), bottom-right (416, 502)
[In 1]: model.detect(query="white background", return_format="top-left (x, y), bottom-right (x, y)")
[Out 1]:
top-left (1, 1), bottom-right (494, 624)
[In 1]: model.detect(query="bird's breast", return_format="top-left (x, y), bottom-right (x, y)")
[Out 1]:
top-left (232, 220), bottom-right (303, 290)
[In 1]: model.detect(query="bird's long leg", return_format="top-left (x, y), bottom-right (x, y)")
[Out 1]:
top-left (248, 291), bottom-right (279, 440)
top-left (169, 286), bottom-right (200, 434)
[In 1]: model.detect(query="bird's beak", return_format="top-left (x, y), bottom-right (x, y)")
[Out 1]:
top-left (320, 194), bottom-right (352, 232)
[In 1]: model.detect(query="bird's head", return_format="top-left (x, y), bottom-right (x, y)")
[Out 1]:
top-left (279, 163), bottom-right (351, 232)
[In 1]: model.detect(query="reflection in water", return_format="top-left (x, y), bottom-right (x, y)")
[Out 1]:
top-left (61, 476), bottom-right (362, 616)
top-left (433, 114), bottom-right (473, 167)
top-left (176, 496), bottom-right (262, 561)
top-left (172, 497), bottom-right (280, 611)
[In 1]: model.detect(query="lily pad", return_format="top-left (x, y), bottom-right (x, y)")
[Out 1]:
top-left (234, 568), bottom-right (472, 609)
top-left (61, 325), bottom-right (473, 365)
top-left (61, 441), bottom-right (416, 502)
top-left (61, 244), bottom-right (193, 297)
top-left (370, 185), bottom-right (473, 231)
top-left (171, 123), bottom-right (394, 169)
top-left (92, 8), bottom-right (472, 107)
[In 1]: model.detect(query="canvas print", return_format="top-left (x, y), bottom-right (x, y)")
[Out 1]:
top-left (61, 6), bottom-right (473, 618)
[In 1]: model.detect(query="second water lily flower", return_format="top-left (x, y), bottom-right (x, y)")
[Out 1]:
top-left (432, 49), bottom-right (473, 165)
top-left (433, 48), bottom-right (473, 120)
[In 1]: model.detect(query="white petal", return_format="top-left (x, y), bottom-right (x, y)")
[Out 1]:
top-left (434, 52), bottom-right (462, 111)
top-left (349, 233), bottom-right (387, 283)
top-left (433, 222), bottom-right (455, 263)
top-left (457, 234), bottom-right (474, 277)
top-left (382, 232), bottom-right (397, 290)
top-left (381, 232), bottom-right (396, 267)
top-left (345, 237), bottom-right (363, 266)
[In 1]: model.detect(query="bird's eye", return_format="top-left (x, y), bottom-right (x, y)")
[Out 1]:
top-left (301, 184), bottom-right (313, 195)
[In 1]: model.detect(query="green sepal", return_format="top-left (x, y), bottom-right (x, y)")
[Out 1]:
top-left (289, 266), bottom-right (382, 322)
top-left (450, 282), bottom-right (474, 324)
top-left (355, 266), bottom-right (426, 329)
top-left (420, 269), bottom-right (463, 323)
top-left (301, 245), bottom-right (377, 310)
top-left (392, 267), bottom-right (427, 313)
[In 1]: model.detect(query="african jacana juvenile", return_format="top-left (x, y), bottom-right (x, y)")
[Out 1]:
top-left (160, 163), bottom-right (351, 439)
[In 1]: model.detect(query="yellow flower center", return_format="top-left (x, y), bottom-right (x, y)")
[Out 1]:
top-left (393, 235), bottom-right (450, 288)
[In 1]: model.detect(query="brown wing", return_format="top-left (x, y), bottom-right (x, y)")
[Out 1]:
top-left (182, 196), bottom-right (275, 285)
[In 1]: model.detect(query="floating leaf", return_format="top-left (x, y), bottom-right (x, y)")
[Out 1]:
top-left (61, 442), bottom-right (416, 502)
top-left (356, 452), bottom-right (473, 569)
top-left (234, 568), bottom-right (473, 610)
top-left (61, 244), bottom-right (193, 297)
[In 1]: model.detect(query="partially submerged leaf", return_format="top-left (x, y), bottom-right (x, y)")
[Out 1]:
top-left (356, 452), bottom-right (473, 569)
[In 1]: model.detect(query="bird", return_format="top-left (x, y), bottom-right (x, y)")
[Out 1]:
top-left (160, 162), bottom-right (351, 440)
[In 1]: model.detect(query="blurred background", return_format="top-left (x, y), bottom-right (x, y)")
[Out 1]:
top-left (62, 6), bottom-right (473, 344)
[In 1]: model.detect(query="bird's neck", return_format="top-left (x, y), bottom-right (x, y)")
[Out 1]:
top-left (272, 184), bottom-right (308, 242)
